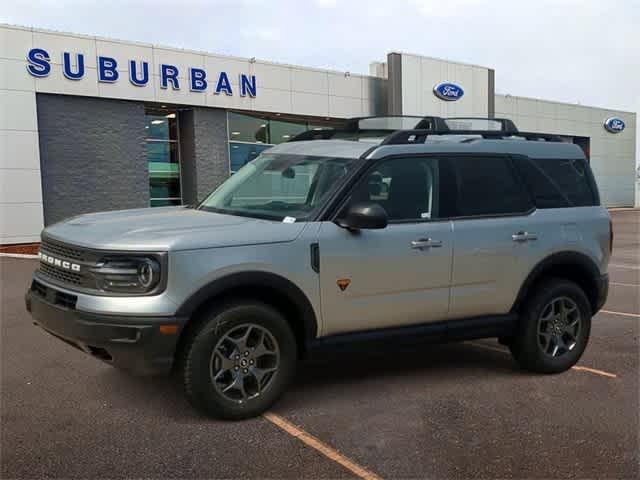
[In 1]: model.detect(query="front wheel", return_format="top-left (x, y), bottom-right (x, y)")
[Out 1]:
top-left (510, 279), bottom-right (591, 373)
top-left (182, 301), bottom-right (297, 420)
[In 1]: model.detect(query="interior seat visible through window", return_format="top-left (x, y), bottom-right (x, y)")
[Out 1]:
top-left (345, 158), bottom-right (438, 222)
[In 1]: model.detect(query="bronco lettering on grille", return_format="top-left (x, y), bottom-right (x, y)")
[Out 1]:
top-left (39, 252), bottom-right (81, 272)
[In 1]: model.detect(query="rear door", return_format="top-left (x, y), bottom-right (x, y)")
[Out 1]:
top-left (318, 156), bottom-right (453, 336)
top-left (446, 155), bottom-right (538, 318)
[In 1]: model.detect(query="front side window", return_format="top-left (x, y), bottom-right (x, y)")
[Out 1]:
top-left (199, 153), bottom-right (358, 221)
top-left (345, 157), bottom-right (439, 221)
top-left (450, 156), bottom-right (532, 217)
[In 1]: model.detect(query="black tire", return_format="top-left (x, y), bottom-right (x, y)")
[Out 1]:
top-left (510, 278), bottom-right (591, 374)
top-left (182, 300), bottom-right (297, 420)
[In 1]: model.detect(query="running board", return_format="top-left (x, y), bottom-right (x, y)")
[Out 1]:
top-left (308, 314), bottom-right (518, 351)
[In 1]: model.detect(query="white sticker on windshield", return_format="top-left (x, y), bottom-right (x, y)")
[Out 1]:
top-left (420, 212), bottom-right (431, 219)
top-left (283, 216), bottom-right (297, 223)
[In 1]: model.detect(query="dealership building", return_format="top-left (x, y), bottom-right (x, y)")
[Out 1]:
top-left (0, 23), bottom-right (637, 245)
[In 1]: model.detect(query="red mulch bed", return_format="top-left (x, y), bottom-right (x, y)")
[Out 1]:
top-left (0, 243), bottom-right (40, 255)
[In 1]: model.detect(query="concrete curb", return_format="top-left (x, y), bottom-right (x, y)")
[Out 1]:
top-left (0, 253), bottom-right (39, 259)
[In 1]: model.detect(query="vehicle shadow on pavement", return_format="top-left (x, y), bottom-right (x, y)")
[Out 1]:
top-left (283, 341), bottom-right (521, 406)
top-left (91, 340), bottom-right (519, 420)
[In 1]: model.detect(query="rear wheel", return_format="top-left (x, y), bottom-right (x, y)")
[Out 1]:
top-left (510, 278), bottom-right (591, 373)
top-left (182, 301), bottom-right (297, 419)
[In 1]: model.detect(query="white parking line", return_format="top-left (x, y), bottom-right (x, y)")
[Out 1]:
top-left (599, 309), bottom-right (640, 318)
top-left (466, 342), bottom-right (618, 379)
top-left (610, 282), bottom-right (640, 288)
top-left (609, 264), bottom-right (640, 270)
top-left (264, 412), bottom-right (383, 480)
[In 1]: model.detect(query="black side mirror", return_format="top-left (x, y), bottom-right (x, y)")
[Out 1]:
top-left (337, 202), bottom-right (388, 230)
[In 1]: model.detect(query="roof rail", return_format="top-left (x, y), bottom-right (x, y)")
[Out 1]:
top-left (288, 115), bottom-right (562, 144)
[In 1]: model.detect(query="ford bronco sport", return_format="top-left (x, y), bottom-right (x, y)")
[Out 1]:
top-left (26, 116), bottom-right (611, 419)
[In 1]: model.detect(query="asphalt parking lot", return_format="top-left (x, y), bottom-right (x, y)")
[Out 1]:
top-left (1, 210), bottom-right (638, 479)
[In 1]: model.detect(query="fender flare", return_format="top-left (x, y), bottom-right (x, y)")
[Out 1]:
top-left (511, 251), bottom-right (602, 313)
top-left (175, 271), bottom-right (319, 344)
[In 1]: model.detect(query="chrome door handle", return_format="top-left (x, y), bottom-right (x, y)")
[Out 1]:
top-left (411, 238), bottom-right (443, 249)
top-left (512, 231), bottom-right (538, 242)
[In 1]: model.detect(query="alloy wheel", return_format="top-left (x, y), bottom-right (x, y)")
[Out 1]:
top-left (537, 296), bottom-right (581, 358)
top-left (209, 323), bottom-right (280, 404)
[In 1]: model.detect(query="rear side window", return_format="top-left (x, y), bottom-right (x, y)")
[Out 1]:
top-left (448, 156), bottom-right (533, 217)
top-left (515, 157), bottom-right (598, 208)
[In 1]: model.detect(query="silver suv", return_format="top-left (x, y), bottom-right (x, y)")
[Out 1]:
top-left (26, 116), bottom-right (611, 419)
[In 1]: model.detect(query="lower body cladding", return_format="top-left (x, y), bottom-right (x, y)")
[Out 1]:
top-left (25, 279), bottom-right (186, 375)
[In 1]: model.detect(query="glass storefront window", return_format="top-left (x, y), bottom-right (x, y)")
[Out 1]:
top-left (228, 112), bottom-right (269, 143)
top-left (145, 113), bottom-right (178, 140)
top-left (269, 120), bottom-right (307, 144)
top-left (229, 142), bottom-right (272, 172)
top-left (227, 112), bottom-right (341, 173)
top-left (145, 109), bottom-right (181, 207)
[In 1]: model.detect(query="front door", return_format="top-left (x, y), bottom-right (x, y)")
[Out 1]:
top-left (317, 156), bottom-right (453, 336)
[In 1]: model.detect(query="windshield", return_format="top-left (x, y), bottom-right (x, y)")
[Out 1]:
top-left (198, 153), bottom-right (358, 221)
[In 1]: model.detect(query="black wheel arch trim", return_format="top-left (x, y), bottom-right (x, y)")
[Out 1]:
top-left (511, 251), bottom-right (604, 314)
top-left (175, 271), bottom-right (319, 344)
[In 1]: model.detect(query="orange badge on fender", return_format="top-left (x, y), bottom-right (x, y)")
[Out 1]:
top-left (337, 279), bottom-right (351, 291)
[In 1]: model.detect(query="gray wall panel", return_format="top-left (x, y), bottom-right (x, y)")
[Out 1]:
top-left (36, 94), bottom-right (148, 225)
top-left (190, 107), bottom-right (229, 202)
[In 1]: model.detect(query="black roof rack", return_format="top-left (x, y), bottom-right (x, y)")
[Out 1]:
top-left (288, 115), bottom-right (562, 144)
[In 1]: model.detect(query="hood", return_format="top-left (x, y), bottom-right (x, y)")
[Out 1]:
top-left (43, 207), bottom-right (307, 251)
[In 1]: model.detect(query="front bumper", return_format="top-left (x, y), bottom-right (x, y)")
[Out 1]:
top-left (25, 280), bottom-right (187, 376)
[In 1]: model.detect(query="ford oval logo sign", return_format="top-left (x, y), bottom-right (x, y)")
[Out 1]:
top-left (604, 117), bottom-right (625, 133)
top-left (433, 82), bottom-right (464, 101)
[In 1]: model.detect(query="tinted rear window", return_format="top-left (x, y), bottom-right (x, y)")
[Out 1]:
top-left (450, 156), bottom-right (533, 217)
top-left (516, 157), bottom-right (598, 208)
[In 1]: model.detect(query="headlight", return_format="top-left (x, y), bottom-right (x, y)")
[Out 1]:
top-left (90, 256), bottom-right (163, 294)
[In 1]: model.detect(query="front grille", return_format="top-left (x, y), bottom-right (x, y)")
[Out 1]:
top-left (40, 239), bottom-right (86, 261)
top-left (40, 263), bottom-right (83, 286)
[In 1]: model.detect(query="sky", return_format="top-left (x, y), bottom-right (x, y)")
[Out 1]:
top-left (2, 0), bottom-right (639, 171)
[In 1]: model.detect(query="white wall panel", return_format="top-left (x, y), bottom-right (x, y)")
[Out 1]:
top-left (0, 130), bottom-right (40, 170)
top-left (252, 87), bottom-right (292, 113)
top-left (98, 75), bottom-right (156, 101)
top-left (32, 31), bottom-right (98, 68)
top-left (291, 68), bottom-right (328, 95)
top-left (0, 169), bottom-right (43, 203)
top-left (291, 91), bottom-right (329, 117)
top-left (0, 203), bottom-right (43, 243)
top-left (0, 25), bottom-right (33, 61)
top-left (96, 40), bottom-right (153, 72)
top-left (0, 58), bottom-right (36, 91)
top-left (0, 89), bottom-right (38, 131)
top-left (329, 95), bottom-right (362, 118)
top-left (253, 62), bottom-right (291, 91)
top-left (328, 73), bottom-right (362, 98)
top-left (34, 66), bottom-right (100, 97)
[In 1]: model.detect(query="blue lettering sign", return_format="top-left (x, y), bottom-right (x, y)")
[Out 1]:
top-left (129, 60), bottom-right (149, 87)
top-left (98, 56), bottom-right (119, 82)
top-left (25, 47), bottom-right (258, 98)
top-left (62, 52), bottom-right (85, 80)
top-left (215, 71), bottom-right (233, 95)
top-left (160, 64), bottom-right (180, 90)
top-left (26, 48), bottom-right (51, 77)
top-left (190, 68), bottom-right (207, 92)
top-left (240, 74), bottom-right (256, 97)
